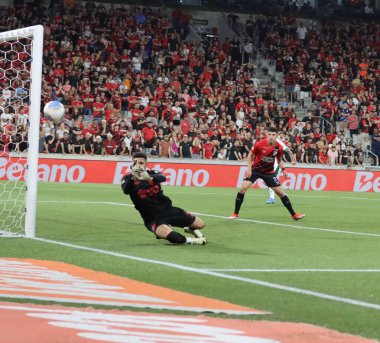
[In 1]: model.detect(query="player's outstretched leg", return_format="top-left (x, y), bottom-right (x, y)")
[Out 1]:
top-left (229, 181), bottom-right (252, 219)
top-left (272, 186), bottom-right (305, 220)
top-left (156, 224), bottom-right (206, 245)
top-left (266, 188), bottom-right (275, 204)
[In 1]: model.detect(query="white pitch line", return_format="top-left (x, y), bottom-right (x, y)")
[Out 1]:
top-left (36, 188), bottom-right (380, 201)
top-left (35, 200), bottom-right (380, 238)
top-left (169, 193), bottom-right (380, 201)
top-left (191, 212), bottom-right (380, 238)
top-left (30, 237), bottom-right (380, 311)
top-left (339, 196), bottom-right (380, 201)
top-left (205, 269), bottom-right (380, 273)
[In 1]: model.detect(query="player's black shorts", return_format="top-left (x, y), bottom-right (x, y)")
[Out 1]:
top-left (244, 170), bottom-right (281, 188)
top-left (144, 206), bottom-right (196, 235)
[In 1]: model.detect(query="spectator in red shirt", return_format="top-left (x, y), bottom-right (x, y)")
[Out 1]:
top-left (111, 92), bottom-right (122, 111)
top-left (318, 148), bottom-right (328, 165)
top-left (92, 96), bottom-right (105, 122)
top-left (141, 121), bottom-right (156, 152)
top-left (180, 117), bottom-right (191, 135)
top-left (348, 110), bottom-right (359, 136)
top-left (202, 139), bottom-right (215, 159)
top-left (105, 103), bottom-right (117, 122)
top-left (52, 64), bottom-right (65, 79)
top-left (161, 103), bottom-right (176, 123)
top-left (71, 94), bottom-right (84, 115)
top-left (130, 103), bottom-right (144, 130)
top-left (81, 90), bottom-right (94, 120)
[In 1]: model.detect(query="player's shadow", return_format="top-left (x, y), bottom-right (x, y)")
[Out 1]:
top-left (216, 246), bottom-right (274, 256)
top-left (162, 242), bottom-right (274, 256)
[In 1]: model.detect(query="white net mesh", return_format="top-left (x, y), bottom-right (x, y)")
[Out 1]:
top-left (0, 30), bottom-right (35, 237)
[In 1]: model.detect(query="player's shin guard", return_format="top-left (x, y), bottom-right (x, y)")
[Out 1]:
top-left (280, 195), bottom-right (296, 216)
top-left (234, 192), bottom-right (245, 214)
top-left (166, 231), bottom-right (187, 244)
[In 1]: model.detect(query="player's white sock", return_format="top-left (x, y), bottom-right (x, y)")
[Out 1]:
top-left (269, 188), bottom-right (275, 199)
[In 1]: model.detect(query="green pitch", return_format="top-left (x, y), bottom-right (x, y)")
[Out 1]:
top-left (1, 182), bottom-right (379, 340)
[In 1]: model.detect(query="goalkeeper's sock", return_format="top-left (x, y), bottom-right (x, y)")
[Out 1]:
top-left (280, 195), bottom-right (296, 216)
top-left (166, 231), bottom-right (187, 244)
top-left (234, 192), bottom-right (245, 214)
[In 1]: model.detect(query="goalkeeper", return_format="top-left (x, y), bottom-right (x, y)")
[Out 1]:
top-left (121, 152), bottom-right (207, 245)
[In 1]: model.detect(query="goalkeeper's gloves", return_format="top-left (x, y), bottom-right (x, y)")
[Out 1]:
top-left (132, 168), bottom-right (150, 181)
top-left (131, 168), bottom-right (142, 179)
top-left (137, 169), bottom-right (150, 181)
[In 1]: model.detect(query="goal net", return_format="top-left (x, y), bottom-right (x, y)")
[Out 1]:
top-left (0, 25), bottom-right (43, 238)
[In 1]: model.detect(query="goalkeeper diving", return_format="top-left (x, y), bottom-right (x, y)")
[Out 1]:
top-left (121, 152), bottom-right (207, 245)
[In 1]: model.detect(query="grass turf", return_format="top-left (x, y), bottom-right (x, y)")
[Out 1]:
top-left (0, 182), bottom-right (379, 340)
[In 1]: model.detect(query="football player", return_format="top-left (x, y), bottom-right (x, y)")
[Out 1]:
top-left (229, 127), bottom-right (304, 220)
top-left (121, 152), bottom-right (207, 245)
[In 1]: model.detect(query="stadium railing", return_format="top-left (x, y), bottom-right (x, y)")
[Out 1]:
top-left (364, 148), bottom-right (379, 167)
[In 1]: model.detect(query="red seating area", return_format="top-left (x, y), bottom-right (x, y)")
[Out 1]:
top-left (0, 2), bottom-right (379, 165)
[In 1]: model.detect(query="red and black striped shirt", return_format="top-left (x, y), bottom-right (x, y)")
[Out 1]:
top-left (250, 139), bottom-right (283, 174)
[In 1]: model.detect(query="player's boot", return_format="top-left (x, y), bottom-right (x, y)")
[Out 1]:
top-left (292, 213), bottom-right (305, 220)
top-left (184, 227), bottom-right (205, 239)
top-left (265, 198), bottom-right (275, 204)
top-left (190, 237), bottom-right (207, 245)
top-left (228, 213), bottom-right (239, 219)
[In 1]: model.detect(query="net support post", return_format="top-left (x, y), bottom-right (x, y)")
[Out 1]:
top-left (25, 25), bottom-right (44, 238)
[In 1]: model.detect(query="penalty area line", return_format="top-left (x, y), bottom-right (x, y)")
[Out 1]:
top-left (30, 237), bottom-right (380, 311)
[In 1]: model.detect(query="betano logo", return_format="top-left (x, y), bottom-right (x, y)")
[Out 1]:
top-left (237, 167), bottom-right (327, 191)
top-left (0, 157), bottom-right (85, 182)
top-left (354, 172), bottom-right (380, 192)
top-left (114, 162), bottom-right (209, 186)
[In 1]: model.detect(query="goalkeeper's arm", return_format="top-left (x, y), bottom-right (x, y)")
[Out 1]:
top-left (149, 170), bottom-right (166, 183)
top-left (121, 174), bottom-right (133, 194)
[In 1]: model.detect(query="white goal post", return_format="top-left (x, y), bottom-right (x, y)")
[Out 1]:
top-left (0, 25), bottom-right (44, 238)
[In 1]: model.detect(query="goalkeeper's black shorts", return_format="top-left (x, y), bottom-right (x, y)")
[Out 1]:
top-left (144, 206), bottom-right (196, 235)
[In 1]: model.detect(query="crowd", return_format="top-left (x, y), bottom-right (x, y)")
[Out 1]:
top-left (0, 1), bottom-right (379, 166)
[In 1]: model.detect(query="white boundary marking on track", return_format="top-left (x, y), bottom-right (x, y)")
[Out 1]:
top-left (31, 237), bottom-right (380, 311)
top-left (205, 269), bottom-right (380, 273)
top-left (35, 200), bottom-right (380, 238)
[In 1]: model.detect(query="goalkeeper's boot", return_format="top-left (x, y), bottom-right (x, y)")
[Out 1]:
top-left (184, 227), bottom-right (205, 239)
top-left (292, 213), bottom-right (305, 221)
top-left (265, 198), bottom-right (275, 204)
top-left (228, 213), bottom-right (239, 219)
top-left (190, 237), bottom-right (207, 245)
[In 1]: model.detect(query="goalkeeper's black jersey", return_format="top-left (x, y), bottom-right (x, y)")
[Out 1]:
top-left (121, 170), bottom-right (172, 221)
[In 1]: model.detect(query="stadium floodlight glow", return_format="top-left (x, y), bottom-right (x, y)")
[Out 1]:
top-left (0, 25), bottom-right (44, 238)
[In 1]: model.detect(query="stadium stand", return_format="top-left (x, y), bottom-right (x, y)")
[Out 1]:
top-left (0, 1), bottom-right (379, 166)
